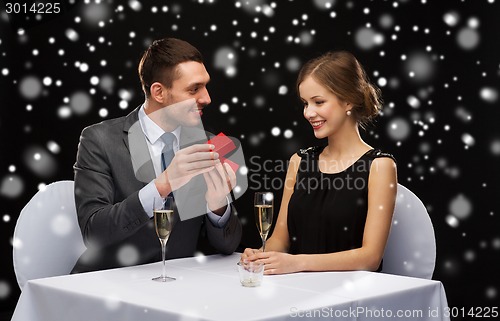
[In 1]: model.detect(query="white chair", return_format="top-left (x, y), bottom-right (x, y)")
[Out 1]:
top-left (12, 180), bottom-right (86, 289)
top-left (381, 184), bottom-right (436, 279)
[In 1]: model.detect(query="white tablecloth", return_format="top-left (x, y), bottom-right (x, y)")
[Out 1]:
top-left (12, 253), bottom-right (450, 321)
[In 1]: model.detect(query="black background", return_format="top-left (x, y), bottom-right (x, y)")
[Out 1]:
top-left (1, 0), bottom-right (499, 319)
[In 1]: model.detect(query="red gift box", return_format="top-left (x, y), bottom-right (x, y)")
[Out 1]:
top-left (221, 157), bottom-right (239, 172)
top-left (208, 133), bottom-right (235, 156)
top-left (207, 132), bottom-right (239, 172)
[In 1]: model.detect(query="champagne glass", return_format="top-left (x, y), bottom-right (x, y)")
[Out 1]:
top-left (254, 192), bottom-right (273, 252)
top-left (152, 196), bottom-right (176, 282)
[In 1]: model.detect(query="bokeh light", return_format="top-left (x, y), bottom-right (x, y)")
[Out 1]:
top-left (50, 214), bottom-right (75, 237)
top-left (213, 47), bottom-right (238, 78)
top-left (70, 91), bottom-right (93, 115)
top-left (81, 1), bottom-right (112, 27)
top-left (387, 118), bottom-right (411, 141)
top-left (23, 146), bottom-right (58, 178)
top-left (479, 87), bottom-right (498, 103)
top-left (0, 280), bottom-right (10, 299)
top-left (404, 52), bottom-right (436, 83)
top-left (485, 287), bottom-right (497, 300)
top-left (312, 0), bottom-right (336, 10)
top-left (449, 194), bottom-right (472, 220)
top-left (19, 76), bottom-right (43, 100)
top-left (117, 245), bottom-right (140, 266)
top-left (65, 28), bottom-right (79, 42)
top-left (456, 27), bottom-right (480, 50)
top-left (355, 27), bottom-right (384, 50)
top-left (443, 11), bottom-right (460, 27)
top-left (0, 175), bottom-right (24, 199)
top-left (379, 14), bottom-right (394, 29)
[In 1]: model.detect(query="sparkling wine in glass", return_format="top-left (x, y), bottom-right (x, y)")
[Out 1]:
top-left (254, 192), bottom-right (273, 252)
top-left (152, 196), bottom-right (176, 282)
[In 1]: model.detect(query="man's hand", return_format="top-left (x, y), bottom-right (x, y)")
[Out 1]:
top-left (241, 248), bottom-right (261, 263)
top-left (204, 161), bottom-right (236, 215)
top-left (155, 144), bottom-right (217, 197)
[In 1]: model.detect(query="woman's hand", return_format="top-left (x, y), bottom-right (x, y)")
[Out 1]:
top-left (243, 250), bottom-right (303, 275)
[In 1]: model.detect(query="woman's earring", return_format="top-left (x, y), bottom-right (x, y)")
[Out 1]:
top-left (346, 110), bottom-right (352, 116)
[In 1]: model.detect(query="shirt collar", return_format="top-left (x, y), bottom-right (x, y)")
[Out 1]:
top-left (138, 104), bottom-right (181, 147)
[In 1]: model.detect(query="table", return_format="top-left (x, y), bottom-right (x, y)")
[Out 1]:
top-left (12, 253), bottom-right (450, 321)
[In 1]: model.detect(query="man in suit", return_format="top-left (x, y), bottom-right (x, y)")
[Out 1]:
top-left (71, 37), bottom-right (242, 273)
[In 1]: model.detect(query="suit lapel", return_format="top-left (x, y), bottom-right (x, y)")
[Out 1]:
top-left (123, 106), bottom-right (156, 183)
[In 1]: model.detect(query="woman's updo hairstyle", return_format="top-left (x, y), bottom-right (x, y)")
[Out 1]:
top-left (296, 51), bottom-right (382, 129)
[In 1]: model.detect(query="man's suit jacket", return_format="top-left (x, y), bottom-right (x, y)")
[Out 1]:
top-left (71, 106), bottom-right (242, 273)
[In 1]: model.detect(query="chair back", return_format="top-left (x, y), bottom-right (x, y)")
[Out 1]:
top-left (13, 180), bottom-right (86, 289)
top-left (381, 184), bottom-right (436, 279)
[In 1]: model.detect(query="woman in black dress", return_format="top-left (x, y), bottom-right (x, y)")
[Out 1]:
top-left (242, 51), bottom-right (397, 274)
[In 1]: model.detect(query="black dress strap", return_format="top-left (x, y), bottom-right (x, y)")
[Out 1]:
top-left (295, 146), bottom-right (324, 174)
top-left (297, 146), bottom-right (324, 158)
top-left (365, 149), bottom-right (397, 163)
top-left (297, 146), bottom-right (395, 162)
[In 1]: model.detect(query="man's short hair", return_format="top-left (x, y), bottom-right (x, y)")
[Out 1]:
top-left (138, 38), bottom-right (204, 97)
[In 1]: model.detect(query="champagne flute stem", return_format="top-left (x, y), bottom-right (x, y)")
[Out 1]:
top-left (261, 235), bottom-right (266, 252)
top-left (160, 239), bottom-right (167, 279)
